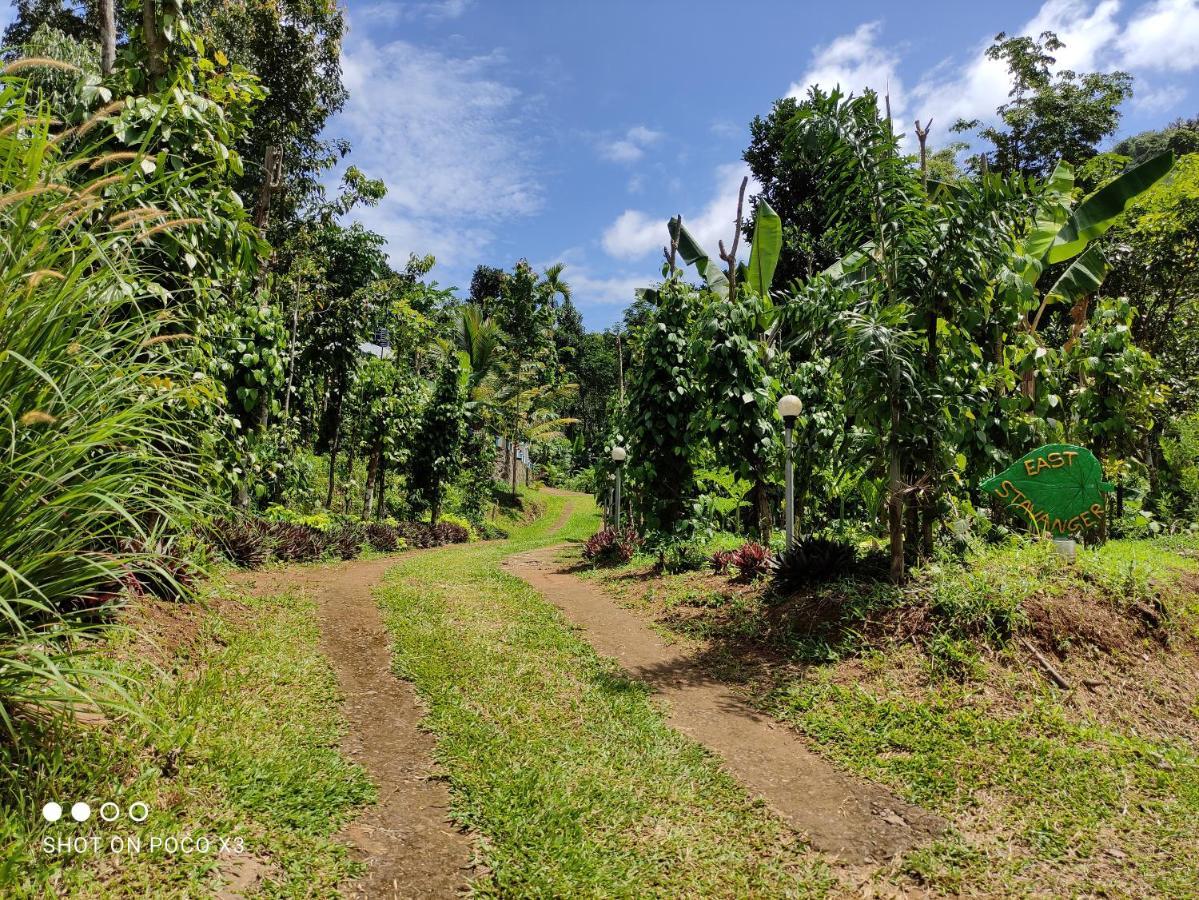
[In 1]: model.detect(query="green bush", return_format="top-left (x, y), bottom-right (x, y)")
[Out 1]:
top-left (655, 542), bottom-right (707, 574)
top-left (263, 505), bottom-right (335, 531)
top-left (0, 96), bottom-right (221, 732)
top-left (437, 512), bottom-right (477, 541)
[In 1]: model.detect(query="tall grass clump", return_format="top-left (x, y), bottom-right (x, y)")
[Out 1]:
top-left (0, 83), bottom-right (213, 736)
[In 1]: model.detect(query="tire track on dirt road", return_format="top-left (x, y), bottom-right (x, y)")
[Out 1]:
top-left (235, 556), bottom-right (473, 899)
top-left (503, 545), bottom-right (944, 866)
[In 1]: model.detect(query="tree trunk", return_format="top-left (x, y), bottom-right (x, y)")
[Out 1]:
top-left (253, 144), bottom-right (281, 232)
top-left (905, 491), bottom-right (920, 563)
top-left (923, 302), bottom-right (939, 559)
top-left (282, 293), bottom-right (298, 417)
top-left (754, 478), bottom-right (772, 544)
top-left (343, 450), bottom-right (354, 515)
top-left (888, 448), bottom-right (905, 583)
top-left (510, 434), bottom-right (518, 497)
top-left (888, 375), bottom-right (905, 583)
top-left (142, 0), bottom-right (167, 78)
top-left (377, 462), bottom-right (386, 519)
top-left (99, 0), bottom-right (116, 75)
top-left (616, 332), bottom-right (624, 403)
top-left (324, 388), bottom-right (343, 508)
top-left (362, 445), bottom-right (380, 520)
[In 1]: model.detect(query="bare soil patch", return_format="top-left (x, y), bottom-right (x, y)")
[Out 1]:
top-left (590, 557), bottom-right (1199, 757)
top-left (503, 546), bottom-right (944, 865)
top-left (233, 556), bottom-right (474, 899)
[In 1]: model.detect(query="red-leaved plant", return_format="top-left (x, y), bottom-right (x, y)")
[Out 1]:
top-left (582, 527), bottom-right (641, 565)
top-left (730, 541), bottom-right (772, 581)
top-left (709, 549), bottom-right (737, 575)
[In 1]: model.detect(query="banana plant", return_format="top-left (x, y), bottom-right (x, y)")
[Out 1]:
top-left (667, 198), bottom-right (784, 303)
top-left (1020, 152), bottom-right (1174, 330)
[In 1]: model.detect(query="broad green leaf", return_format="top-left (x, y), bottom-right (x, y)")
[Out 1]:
top-left (670, 216), bottom-right (729, 298)
top-left (1047, 152), bottom-right (1174, 264)
top-left (1044, 160), bottom-right (1075, 198)
top-left (1045, 245), bottom-right (1109, 307)
top-left (980, 443), bottom-right (1113, 536)
top-left (746, 199), bottom-right (782, 297)
top-left (822, 242), bottom-right (874, 281)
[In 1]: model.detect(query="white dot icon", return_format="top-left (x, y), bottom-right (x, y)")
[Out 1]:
top-left (70, 802), bottom-right (91, 822)
top-left (42, 802), bottom-right (62, 822)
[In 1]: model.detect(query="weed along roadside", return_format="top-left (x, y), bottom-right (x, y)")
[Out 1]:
top-left (372, 491), bottom-right (842, 896)
top-left (571, 530), bottom-right (1199, 897)
top-left (6, 2), bottom-right (1199, 897)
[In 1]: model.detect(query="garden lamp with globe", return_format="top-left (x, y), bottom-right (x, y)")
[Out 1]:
top-left (611, 446), bottom-right (627, 530)
top-left (777, 394), bottom-right (803, 550)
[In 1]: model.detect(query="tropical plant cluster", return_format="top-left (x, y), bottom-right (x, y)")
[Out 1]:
top-left (604, 37), bottom-right (1199, 586)
top-left (0, 5), bottom-right (617, 738)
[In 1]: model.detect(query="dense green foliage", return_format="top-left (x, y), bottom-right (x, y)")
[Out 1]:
top-left (4, 7), bottom-right (1199, 894)
top-left (615, 57), bottom-right (1195, 584)
top-left (0, 4), bottom-right (614, 740)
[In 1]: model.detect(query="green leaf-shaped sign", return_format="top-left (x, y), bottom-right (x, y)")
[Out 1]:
top-left (980, 444), bottom-right (1113, 537)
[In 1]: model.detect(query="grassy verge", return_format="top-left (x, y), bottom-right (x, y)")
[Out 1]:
top-left (1, 586), bottom-right (372, 897)
top-left (580, 534), bottom-right (1199, 897)
top-left (374, 489), bottom-right (836, 897)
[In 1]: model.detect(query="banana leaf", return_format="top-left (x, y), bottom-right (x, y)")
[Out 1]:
top-left (1047, 152), bottom-right (1174, 264)
top-left (746, 199), bottom-right (781, 297)
top-left (669, 215), bottom-right (729, 298)
top-left (1045, 245), bottom-right (1109, 306)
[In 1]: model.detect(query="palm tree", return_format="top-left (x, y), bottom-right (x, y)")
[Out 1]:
top-left (488, 363), bottom-right (579, 496)
top-left (456, 303), bottom-right (503, 397)
top-left (541, 262), bottom-right (571, 309)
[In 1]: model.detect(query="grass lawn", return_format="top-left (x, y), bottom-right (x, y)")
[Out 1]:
top-left (374, 489), bottom-right (838, 897)
top-left (1, 585), bottom-right (373, 897)
top-left (581, 533), bottom-right (1199, 897)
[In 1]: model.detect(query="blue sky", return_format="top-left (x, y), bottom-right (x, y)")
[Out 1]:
top-left (8, 1), bottom-right (1194, 328)
top-left (330, 0), bottom-right (1199, 329)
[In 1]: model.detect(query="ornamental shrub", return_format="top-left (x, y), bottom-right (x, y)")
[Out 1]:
top-left (582, 527), bottom-right (641, 565)
top-left (769, 536), bottom-right (858, 592)
top-left (730, 542), bottom-right (772, 581)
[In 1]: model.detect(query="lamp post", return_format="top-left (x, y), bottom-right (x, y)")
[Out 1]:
top-left (777, 395), bottom-right (803, 550)
top-left (611, 446), bottom-right (627, 530)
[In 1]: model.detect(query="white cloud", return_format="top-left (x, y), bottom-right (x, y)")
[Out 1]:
top-left (1136, 82), bottom-right (1189, 110)
top-left (907, 1), bottom-right (1121, 130)
top-left (602, 163), bottom-right (759, 260)
top-left (788, 22), bottom-right (905, 119)
top-left (530, 249), bottom-right (646, 321)
top-left (354, 0), bottom-right (473, 25)
top-left (335, 27), bottom-right (539, 272)
top-left (1122, 0), bottom-right (1199, 71)
top-left (1026, 0), bottom-right (1122, 70)
top-left (567, 269), bottom-right (649, 309)
top-left (601, 210), bottom-right (661, 258)
top-left (599, 125), bottom-right (664, 163)
top-left (792, 1), bottom-right (1195, 149)
top-left (710, 119), bottom-right (743, 139)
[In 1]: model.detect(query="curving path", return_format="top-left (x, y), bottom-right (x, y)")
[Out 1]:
top-left (230, 501), bottom-right (582, 898)
top-left (235, 555), bottom-right (474, 899)
top-left (234, 495), bottom-right (940, 894)
top-left (503, 545), bottom-right (944, 865)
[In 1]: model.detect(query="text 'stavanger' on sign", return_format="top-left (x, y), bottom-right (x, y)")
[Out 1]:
top-left (980, 444), bottom-right (1113, 537)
